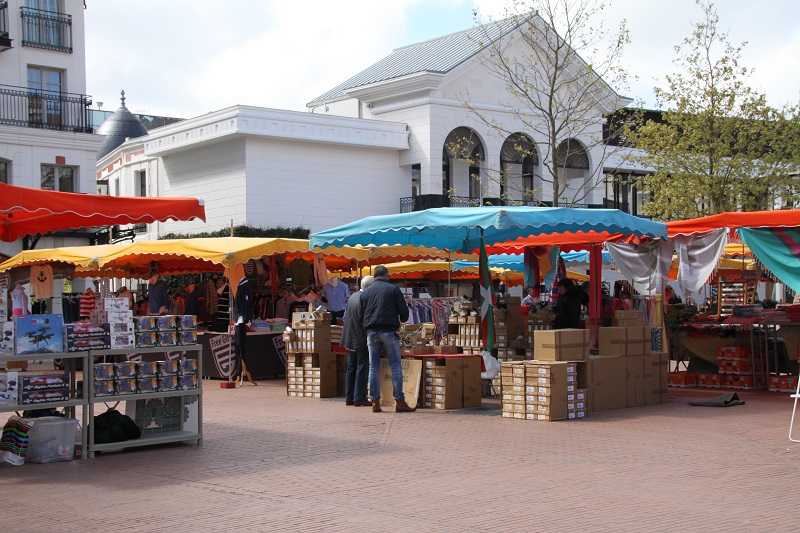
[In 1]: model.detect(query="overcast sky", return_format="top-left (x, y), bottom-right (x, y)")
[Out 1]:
top-left (84, 0), bottom-right (800, 119)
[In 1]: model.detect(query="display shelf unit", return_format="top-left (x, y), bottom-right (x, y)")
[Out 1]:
top-left (0, 351), bottom-right (89, 460)
top-left (717, 280), bottom-right (757, 317)
top-left (86, 344), bottom-right (203, 459)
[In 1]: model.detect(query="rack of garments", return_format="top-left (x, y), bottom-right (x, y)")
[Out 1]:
top-left (406, 298), bottom-right (460, 343)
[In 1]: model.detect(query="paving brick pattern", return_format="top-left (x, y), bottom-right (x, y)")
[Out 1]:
top-left (3, 382), bottom-right (800, 532)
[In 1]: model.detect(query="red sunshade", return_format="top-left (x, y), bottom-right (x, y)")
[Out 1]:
top-left (483, 231), bottom-right (652, 255)
top-left (0, 183), bottom-right (206, 242)
top-left (667, 209), bottom-right (800, 237)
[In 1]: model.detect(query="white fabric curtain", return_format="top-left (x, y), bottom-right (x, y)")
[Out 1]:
top-left (674, 229), bottom-right (728, 295)
top-left (607, 240), bottom-right (674, 295)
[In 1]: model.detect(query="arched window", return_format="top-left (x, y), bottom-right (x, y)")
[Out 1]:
top-left (555, 139), bottom-right (589, 170)
top-left (442, 127), bottom-right (484, 200)
top-left (500, 133), bottom-right (538, 203)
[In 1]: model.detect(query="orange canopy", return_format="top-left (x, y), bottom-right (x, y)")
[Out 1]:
top-left (0, 182), bottom-right (206, 242)
top-left (667, 209), bottom-right (800, 237)
top-left (484, 231), bottom-right (651, 254)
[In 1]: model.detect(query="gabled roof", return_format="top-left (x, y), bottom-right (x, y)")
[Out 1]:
top-left (306, 15), bottom-right (528, 108)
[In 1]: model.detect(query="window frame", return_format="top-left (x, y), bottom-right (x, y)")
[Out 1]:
top-left (40, 163), bottom-right (77, 192)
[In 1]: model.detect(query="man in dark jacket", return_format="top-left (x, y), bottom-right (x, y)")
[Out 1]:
top-left (360, 265), bottom-right (415, 413)
top-left (553, 278), bottom-right (584, 329)
top-left (341, 275), bottom-right (374, 406)
top-left (234, 277), bottom-right (256, 386)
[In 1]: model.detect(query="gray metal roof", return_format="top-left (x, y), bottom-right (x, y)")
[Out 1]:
top-left (96, 91), bottom-right (149, 159)
top-left (306, 16), bottom-right (527, 107)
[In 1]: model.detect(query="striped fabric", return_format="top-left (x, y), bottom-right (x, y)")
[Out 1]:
top-left (0, 416), bottom-right (32, 466)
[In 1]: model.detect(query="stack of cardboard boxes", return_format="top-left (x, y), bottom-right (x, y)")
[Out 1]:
top-left (591, 312), bottom-right (668, 411)
top-left (716, 346), bottom-right (763, 389)
top-left (420, 355), bottom-right (482, 409)
top-left (447, 302), bottom-right (482, 350)
top-left (500, 360), bottom-right (587, 421)
top-left (90, 297), bottom-right (133, 349)
top-left (284, 311), bottom-right (336, 398)
top-left (93, 358), bottom-right (197, 398)
top-left (0, 370), bottom-right (69, 406)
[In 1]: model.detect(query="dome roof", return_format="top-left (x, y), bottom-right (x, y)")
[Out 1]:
top-left (96, 90), bottom-right (149, 159)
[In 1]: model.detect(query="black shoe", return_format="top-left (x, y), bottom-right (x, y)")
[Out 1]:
top-left (345, 400), bottom-right (355, 406)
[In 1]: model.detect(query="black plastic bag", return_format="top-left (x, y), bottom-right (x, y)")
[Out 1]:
top-left (93, 408), bottom-right (141, 444)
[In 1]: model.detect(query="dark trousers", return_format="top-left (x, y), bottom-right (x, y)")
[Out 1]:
top-left (234, 322), bottom-right (248, 377)
top-left (345, 348), bottom-right (369, 402)
top-left (331, 309), bottom-right (345, 325)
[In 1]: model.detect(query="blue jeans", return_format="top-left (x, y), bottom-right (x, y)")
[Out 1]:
top-left (345, 348), bottom-right (369, 402)
top-left (367, 330), bottom-right (405, 401)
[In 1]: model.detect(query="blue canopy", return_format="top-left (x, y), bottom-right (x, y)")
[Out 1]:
top-left (452, 250), bottom-right (614, 272)
top-left (310, 206), bottom-right (667, 253)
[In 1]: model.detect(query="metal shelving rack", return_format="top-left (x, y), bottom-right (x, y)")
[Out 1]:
top-left (0, 351), bottom-right (89, 459)
top-left (86, 344), bottom-right (203, 458)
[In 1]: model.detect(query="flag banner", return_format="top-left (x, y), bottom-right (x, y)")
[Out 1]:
top-left (479, 233), bottom-right (495, 352)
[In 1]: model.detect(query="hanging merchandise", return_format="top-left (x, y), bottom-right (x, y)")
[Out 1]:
top-left (287, 257), bottom-right (312, 287)
top-left (10, 281), bottom-right (29, 315)
top-left (313, 253), bottom-right (329, 286)
top-left (29, 264), bottom-right (54, 299)
top-left (79, 288), bottom-right (96, 318)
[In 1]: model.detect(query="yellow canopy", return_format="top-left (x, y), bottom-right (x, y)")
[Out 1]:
top-left (0, 244), bottom-right (124, 274)
top-left (313, 244), bottom-right (478, 263)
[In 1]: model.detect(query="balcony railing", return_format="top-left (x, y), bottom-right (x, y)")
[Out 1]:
top-left (20, 5), bottom-right (72, 53)
top-left (0, 84), bottom-right (93, 133)
top-left (400, 194), bottom-right (608, 213)
top-left (0, 1), bottom-right (12, 51)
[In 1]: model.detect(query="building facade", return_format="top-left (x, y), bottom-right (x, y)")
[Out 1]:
top-left (98, 13), bottom-right (641, 238)
top-left (0, 0), bottom-right (103, 257)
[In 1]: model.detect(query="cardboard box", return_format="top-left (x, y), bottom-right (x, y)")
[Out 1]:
top-left (90, 310), bottom-right (133, 324)
top-left (158, 374), bottom-right (179, 391)
top-left (93, 379), bottom-right (115, 397)
top-left (156, 360), bottom-right (179, 375)
top-left (115, 362), bottom-right (138, 378)
top-left (589, 355), bottom-right (627, 412)
top-left (599, 327), bottom-right (652, 357)
top-left (461, 356), bottom-right (482, 408)
top-left (110, 333), bottom-right (135, 349)
top-left (157, 330), bottom-right (178, 347)
top-left (14, 314), bottom-right (64, 355)
top-left (533, 329), bottom-right (589, 361)
top-left (66, 335), bottom-right (110, 352)
top-left (135, 331), bottom-right (158, 348)
top-left (115, 377), bottom-right (138, 395)
top-left (64, 323), bottom-right (110, 337)
top-left (133, 316), bottom-right (156, 331)
top-left (179, 358), bottom-right (198, 374)
top-left (138, 376), bottom-right (159, 393)
top-left (138, 361), bottom-right (159, 376)
top-left (0, 321), bottom-right (14, 357)
top-left (177, 315), bottom-right (198, 329)
top-left (18, 388), bottom-right (70, 405)
top-left (643, 352), bottom-right (668, 405)
top-left (177, 329), bottom-right (198, 345)
top-left (178, 373), bottom-right (198, 390)
top-left (154, 315), bottom-right (177, 330)
top-left (108, 321), bottom-right (134, 335)
top-left (101, 298), bottom-right (129, 312)
top-left (94, 363), bottom-right (115, 380)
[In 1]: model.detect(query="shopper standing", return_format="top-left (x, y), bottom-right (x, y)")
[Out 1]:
top-left (360, 265), bottom-right (415, 413)
top-left (553, 278), bottom-right (584, 329)
top-left (341, 275), bottom-right (374, 407)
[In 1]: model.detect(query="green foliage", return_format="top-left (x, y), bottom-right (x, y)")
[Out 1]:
top-left (625, 1), bottom-right (800, 220)
top-left (160, 225), bottom-right (309, 240)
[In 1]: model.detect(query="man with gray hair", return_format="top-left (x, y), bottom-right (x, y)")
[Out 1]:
top-left (360, 265), bottom-right (415, 413)
top-left (341, 275), bottom-right (374, 406)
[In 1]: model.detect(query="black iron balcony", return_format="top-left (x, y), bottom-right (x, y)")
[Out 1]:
top-left (400, 194), bottom-right (609, 213)
top-left (0, 84), bottom-right (93, 133)
top-left (0, 1), bottom-right (11, 51)
top-left (20, 5), bottom-right (71, 53)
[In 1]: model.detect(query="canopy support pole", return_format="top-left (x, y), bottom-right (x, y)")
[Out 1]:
top-left (589, 245), bottom-right (602, 349)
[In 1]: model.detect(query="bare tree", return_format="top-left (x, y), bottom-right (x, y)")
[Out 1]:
top-left (456, 0), bottom-right (631, 207)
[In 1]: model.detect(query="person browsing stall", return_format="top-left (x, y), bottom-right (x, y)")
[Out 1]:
top-left (148, 274), bottom-right (169, 316)
top-left (322, 276), bottom-right (350, 325)
top-left (553, 278), bottom-right (584, 329)
top-left (360, 265), bottom-right (415, 413)
top-left (341, 275), bottom-right (374, 407)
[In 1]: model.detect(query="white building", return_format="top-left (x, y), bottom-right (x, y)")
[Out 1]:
top-left (97, 13), bottom-right (637, 238)
top-left (0, 0), bottom-right (103, 257)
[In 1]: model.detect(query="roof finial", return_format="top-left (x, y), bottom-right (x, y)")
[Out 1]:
top-left (120, 90), bottom-right (126, 107)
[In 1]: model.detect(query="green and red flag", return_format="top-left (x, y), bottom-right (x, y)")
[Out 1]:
top-left (479, 231), bottom-right (495, 352)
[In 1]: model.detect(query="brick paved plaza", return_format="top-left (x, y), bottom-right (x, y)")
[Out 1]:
top-left (3, 381), bottom-right (799, 532)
